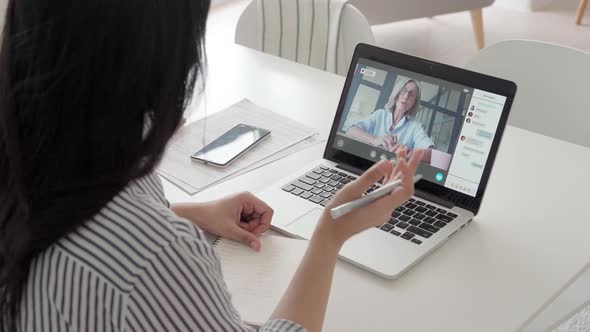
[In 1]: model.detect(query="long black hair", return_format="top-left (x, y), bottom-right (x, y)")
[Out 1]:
top-left (0, 0), bottom-right (210, 329)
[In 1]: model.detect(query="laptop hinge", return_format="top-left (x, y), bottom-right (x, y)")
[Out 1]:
top-left (335, 163), bottom-right (364, 176)
top-left (414, 189), bottom-right (455, 209)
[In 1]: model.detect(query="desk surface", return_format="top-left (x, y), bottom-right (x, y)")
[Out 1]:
top-left (163, 44), bottom-right (590, 332)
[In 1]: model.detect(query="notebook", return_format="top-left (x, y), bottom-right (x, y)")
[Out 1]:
top-left (213, 235), bottom-right (309, 326)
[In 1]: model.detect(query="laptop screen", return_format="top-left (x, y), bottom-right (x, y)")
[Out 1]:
top-left (332, 58), bottom-right (508, 197)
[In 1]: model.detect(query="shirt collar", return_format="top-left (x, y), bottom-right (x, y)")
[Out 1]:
top-left (390, 115), bottom-right (408, 133)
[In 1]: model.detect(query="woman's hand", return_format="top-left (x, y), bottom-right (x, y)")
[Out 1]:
top-left (313, 150), bottom-right (423, 247)
top-left (391, 143), bottom-right (410, 156)
top-left (372, 135), bottom-right (396, 150)
top-left (172, 192), bottom-right (273, 251)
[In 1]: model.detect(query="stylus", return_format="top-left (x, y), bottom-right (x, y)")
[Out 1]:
top-left (329, 175), bottom-right (423, 220)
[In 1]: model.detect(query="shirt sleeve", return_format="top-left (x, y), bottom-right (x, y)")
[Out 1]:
top-left (125, 235), bottom-right (307, 332)
top-left (409, 120), bottom-right (434, 150)
top-left (352, 110), bottom-right (380, 135)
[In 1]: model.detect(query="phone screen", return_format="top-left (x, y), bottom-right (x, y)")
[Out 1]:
top-left (191, 124), bottom-right (271, 166)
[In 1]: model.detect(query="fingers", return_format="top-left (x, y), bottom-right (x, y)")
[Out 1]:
top-left (382, 155), bottom-right (401, 183)
top-left (382, 146), bottom-right (420, 199)
top-left (407, 149), bottom-right (424, 172)
top-left (241, 219), bottom-right (268, 237)
top-left (382, 165), bottom-right (393, 184)
top-left (326, 149), bottom-right (425, 235)
top-left (387, 143), bottom-right (397, 153)
top-left (347, 160), bottom-right (391, 194)
top-left (240, 193), bottom-right (273, 219)
top-left (239, 192), bottom-right (273, 236)
top-left (394, 144), bottom-right (409, 156)
top-left (396, 148), bottom-right (407, 160)
top-left (394, 157), bottom-right (415, 196)
top-left (389, 149), bottom-right (407, 182)
top-left (239, 220), bottom-right (258, 232)
top-left (250, 217), bottom-right (271, 237)
top-left (373, 185), bottom-right (411, 214)
top-left (392, 149), bottom-right (423, 196)
top-left (383, 136), bottom-right (394, 152)
top-left (229, 227), bottom-right (261, 251)
top-left (248, 195), bottom-right (273, 234)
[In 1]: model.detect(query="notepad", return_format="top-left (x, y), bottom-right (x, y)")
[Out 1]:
top-left (213, 235), bottom-right (308, 326)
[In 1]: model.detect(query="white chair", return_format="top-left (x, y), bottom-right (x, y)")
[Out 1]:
top-left (466, 40), bottom-right (590, 148)
top-left (348, 0), bottom-right (494, 49)
top-left (235, 0), bottom-right (375, 76)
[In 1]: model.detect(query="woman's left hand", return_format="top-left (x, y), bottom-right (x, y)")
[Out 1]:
top-left (172, 192), bottom-right (273, 251)
top-left (390, 143), bottom-right (410, 155)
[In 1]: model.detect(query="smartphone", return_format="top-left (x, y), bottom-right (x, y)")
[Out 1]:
top-left (191, 124), bottom-right (271, 167)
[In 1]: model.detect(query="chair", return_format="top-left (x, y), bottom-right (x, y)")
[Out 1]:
top-left (576, 0), bottom-right (588, 25)
top-left (348, 0), bottom-right (494, 49)
top-left (235, 0), bottom-right (375, 76)
top-left (466, 40), bottom-right (590, 148)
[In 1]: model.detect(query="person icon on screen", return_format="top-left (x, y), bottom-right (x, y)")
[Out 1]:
top-left (466, 118), bottom-right (472, 124)
top-left (468, 112), bottom-right (473, 117)
top-left (460, 136), bottom-right (466, 141)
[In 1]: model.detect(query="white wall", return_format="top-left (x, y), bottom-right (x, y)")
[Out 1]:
top-left (494, 0), bottom-right (555, 11)
top-left (211, 0), bottom-right (238, 8)
top-left (0, 0), bottom-right (6, 34)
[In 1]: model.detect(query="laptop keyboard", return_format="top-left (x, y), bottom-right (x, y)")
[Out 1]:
top-left (281, 166), bottom-right (458, 245)
top-left (281, 166), bottom-right (360, 207)
top-left (382, 198), bottom-right (458, 244)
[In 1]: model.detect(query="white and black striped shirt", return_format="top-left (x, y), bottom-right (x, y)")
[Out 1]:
top-left (19, 173), bottom-right (305, 332)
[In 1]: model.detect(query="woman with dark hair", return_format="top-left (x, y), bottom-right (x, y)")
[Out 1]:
top-left (0, 0), bottom-right (421, 331)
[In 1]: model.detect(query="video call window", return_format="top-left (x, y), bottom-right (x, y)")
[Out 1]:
top-left (338, 63), bottom-right (470, 172)
top-left (334, 58), bottom-right (508, 197)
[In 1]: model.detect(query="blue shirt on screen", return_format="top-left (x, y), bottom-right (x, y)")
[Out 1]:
top-left (353, 108), bottom-right (434, 150)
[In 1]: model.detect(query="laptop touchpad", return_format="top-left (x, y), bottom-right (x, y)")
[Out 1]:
top-left (285, 208), bottom-right (323, 239)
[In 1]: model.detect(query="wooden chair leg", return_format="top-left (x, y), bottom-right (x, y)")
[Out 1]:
top-left (576, 0), bottom-right (588, 25)
top-left (470, 9), bottom-right (485, 50)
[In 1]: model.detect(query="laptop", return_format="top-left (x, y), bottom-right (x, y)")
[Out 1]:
top-left (258, 44), bottom-right (517, 279)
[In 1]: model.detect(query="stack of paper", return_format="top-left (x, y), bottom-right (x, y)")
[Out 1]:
top-left (159, 99), bottom-right (324, 194)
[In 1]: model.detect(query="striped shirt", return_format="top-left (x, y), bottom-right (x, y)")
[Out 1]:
top-left (19, 173), bottom-right (306, 332)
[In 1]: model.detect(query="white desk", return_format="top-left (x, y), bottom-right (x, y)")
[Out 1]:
top-left (163, 44), bottom-right (590, 332)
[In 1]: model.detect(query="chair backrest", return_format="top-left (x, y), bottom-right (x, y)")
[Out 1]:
top-left (235, 0), bottom-right (375, 76)
top-left (466, 40), bottom-right (590, 148)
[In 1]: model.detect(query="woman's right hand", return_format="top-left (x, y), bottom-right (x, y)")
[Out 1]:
top-left (312, 150), bottom-right (424, 248)
top-left (372, 135), bottom-right (396, 151)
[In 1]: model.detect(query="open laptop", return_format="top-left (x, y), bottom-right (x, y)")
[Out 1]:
top-left (258, 44), bottom-right (517, 279)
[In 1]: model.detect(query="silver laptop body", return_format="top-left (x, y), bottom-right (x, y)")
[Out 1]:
top-left (258, 44), bottom-right (516, 278)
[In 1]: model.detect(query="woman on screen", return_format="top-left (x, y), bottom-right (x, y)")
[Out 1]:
top-left (347, 78), bottom-right (434, 163)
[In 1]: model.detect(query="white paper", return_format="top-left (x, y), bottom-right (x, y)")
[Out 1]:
top-left (159, 99), bottom-right (319, 194)
top-left (160, 134), bottom-right (325, 194)
top-left (214, 235), bottom-right (308, 326)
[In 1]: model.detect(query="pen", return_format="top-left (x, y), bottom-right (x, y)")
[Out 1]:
top-left (330, 175), bottom-right (423, 219)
